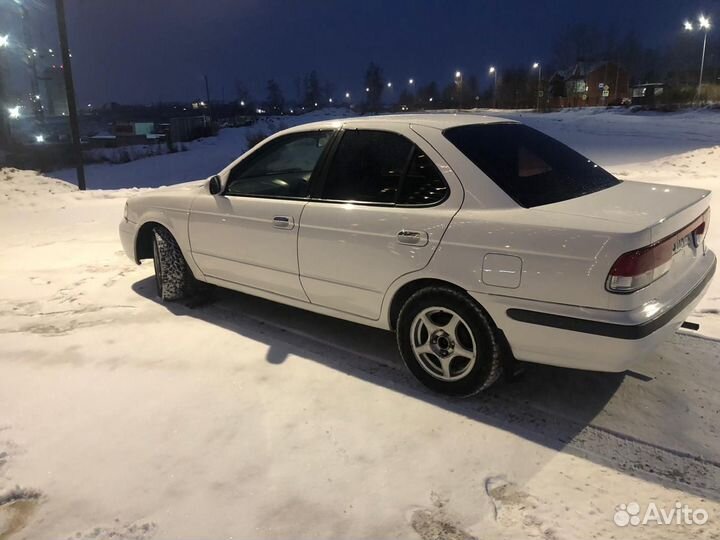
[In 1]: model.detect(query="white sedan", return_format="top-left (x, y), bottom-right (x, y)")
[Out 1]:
top-left (119, 114), bottom-right (715, 396)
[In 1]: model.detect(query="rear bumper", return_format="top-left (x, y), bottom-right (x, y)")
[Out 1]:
top-left (472, 250), bottom-right (716, 372)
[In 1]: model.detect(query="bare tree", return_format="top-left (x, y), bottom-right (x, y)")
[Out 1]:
top-left (364, 62), bottom-right (385, 112)
top-left (265, 79), bottom-right (284, 113)
top-left (303, 70), bottom-right (321, 107)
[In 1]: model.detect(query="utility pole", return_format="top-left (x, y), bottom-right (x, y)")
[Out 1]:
top-left (55, 0), bottom-right (85, 190)
top-left (204, 74), bottom-right (212, 120)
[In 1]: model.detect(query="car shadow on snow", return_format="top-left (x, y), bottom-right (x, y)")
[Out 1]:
top-left (132, 277), bottom-right (720, 501)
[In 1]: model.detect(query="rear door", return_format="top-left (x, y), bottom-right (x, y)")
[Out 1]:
top-left (189, 129), bottom-right (334, 301)
top-left (297, 124), bottom-right (463, 319)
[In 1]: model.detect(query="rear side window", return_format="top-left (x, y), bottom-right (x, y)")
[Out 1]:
top-left (323, 130), bottom-right (412, 203)
top-left (397, 148), bottom-right (449, 205)
top-left (444, 123), bottom-right (620, 208)
top-left (322, 130), bottom-right (448, 205)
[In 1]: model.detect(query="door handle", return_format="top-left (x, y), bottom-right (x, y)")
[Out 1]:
top-left (272, 216), bottom-right (294, 230)
top-left (397, 230), bottom-right (428, 246)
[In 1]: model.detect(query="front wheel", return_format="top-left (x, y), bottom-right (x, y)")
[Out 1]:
top-left (396, 286), bottom-right (502, 396)
top-left (152, 227), bottom-right (190, 301)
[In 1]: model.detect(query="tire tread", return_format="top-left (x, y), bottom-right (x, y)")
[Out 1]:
top-left (153, 227), bottom-right (189, 301)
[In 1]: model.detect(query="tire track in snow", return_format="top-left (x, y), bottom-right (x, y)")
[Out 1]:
top-left (207, 298), bottom-right (720, 500)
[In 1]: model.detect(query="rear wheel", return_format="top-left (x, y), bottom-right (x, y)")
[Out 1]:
top-left (152, 227), bottom-right (190, 301)
top-left (397, 286), bottom-right (502, 396)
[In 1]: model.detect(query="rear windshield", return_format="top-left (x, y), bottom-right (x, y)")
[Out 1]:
top-left (444, 123), bottom-right (621, 208)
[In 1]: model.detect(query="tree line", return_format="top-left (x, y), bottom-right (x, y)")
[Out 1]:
top-left (231, 22), bottom-right (719, 114)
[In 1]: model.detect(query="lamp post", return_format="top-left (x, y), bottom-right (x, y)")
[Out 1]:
top-left (489, 66), bottom-right (497, 108)
top-left (20, 3), bottom-right (42, 121)
top-left (684, 15), bottom-right (712, 100)
top-left (532, 62), bottom-right (542, 111)
top-left (0, 35), bottom-right (14, 142)
top-left (0, 35), bottom-right (9, 143)
top-left (454, 70), bottom-right (463, 109)
top-left (6, 105), bottom-right (20, 141)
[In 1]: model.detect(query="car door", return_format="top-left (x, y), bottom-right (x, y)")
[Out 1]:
top-left (297, 124), bottom-right (463, 319)
top-left (189, 129), bottom-right (335, 301)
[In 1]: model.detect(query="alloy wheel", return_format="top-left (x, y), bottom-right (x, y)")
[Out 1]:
top-left (410, 306), bottom-right (477, 381)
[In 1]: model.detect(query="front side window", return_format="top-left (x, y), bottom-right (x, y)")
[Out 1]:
top-left (226, 130), bottom-right (333, 198)
top-left (444, 123), bottom-right (620, 208)
top-left (322, 130), bottom-right (448, 205)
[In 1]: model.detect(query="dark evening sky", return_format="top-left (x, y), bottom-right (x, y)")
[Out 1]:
top-left (1, 0), bottom-right (716, 105)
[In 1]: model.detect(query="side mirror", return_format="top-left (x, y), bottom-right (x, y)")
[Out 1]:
top-left (208, 175), bottom-right (222, 195)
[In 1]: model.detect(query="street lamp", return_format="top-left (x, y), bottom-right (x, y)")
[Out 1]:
top-left (532, 62), bottom-right (542, 111)
top-left (387, 81), bottom-right (392, 88)
top-left (0, 34), bottom-right (9, 47)
top-left (408, 78), bottom-right (414, 85)
top-left (6, 105), bottom-right (20, 141)
top-left (345, 91), bottom-right (350, 98)
top-left (489, 66), bottom-right (498, 108)
top-left (454, 71), bottom-right (463, 109)
top-left (685, 15), bottom-right (712, 99)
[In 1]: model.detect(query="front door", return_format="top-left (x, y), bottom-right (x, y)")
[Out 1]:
top-left (298, 126), bottom-right (462, 319)
top-left (189, 129), bottom-right (334, 301)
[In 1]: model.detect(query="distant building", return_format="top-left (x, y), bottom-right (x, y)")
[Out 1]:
top-left (113, 121), bottom-right (155, 137)
top-left (170, 115), bottom-right (211, 142)
top-left (39, 66), bottom-right (69, 117)
top-left (631, 83), bottom-right (669, 107)
top-left (549, 61), bottom-right (630, 107)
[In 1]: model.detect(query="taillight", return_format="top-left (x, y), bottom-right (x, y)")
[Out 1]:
top-left (606, 243), bottom-right (673, 292)
top-left (694, 220), bottom-right (707, 249)
top-left (606, 210), bottom-right (709, 293)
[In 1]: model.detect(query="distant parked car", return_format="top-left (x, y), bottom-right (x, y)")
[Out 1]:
top-left (119, 114), bottom-right (715, 396)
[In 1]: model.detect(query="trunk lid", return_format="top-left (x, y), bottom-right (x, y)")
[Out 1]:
top-left (535, 180), bottom-right (710, 239)
top-left (535, 180), bottom-right (711, 310)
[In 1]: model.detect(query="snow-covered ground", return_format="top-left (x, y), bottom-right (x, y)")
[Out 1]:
top-left (53, 109), bottom-right (357, 190)
top-left (2, 108), bottom-right (720, 539)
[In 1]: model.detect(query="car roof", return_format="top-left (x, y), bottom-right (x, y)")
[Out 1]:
top-left (283, 112), bottom-right (517, 133)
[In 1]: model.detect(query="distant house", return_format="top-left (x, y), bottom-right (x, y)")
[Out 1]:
top-left (549, 61), bottom-right (630, 107)
top-left (631, 83), bottom-right (669, 107)
top-left (170, 115), bottom-right (211, 142)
